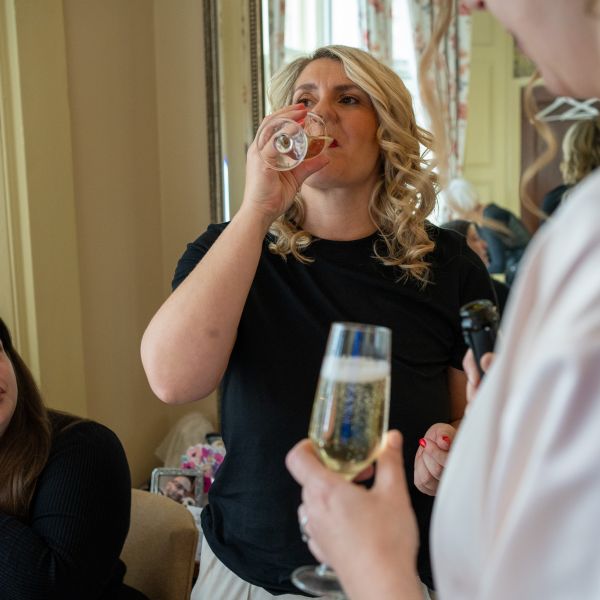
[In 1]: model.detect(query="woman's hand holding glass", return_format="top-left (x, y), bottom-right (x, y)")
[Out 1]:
top-left (286, 431), bottom-right (423, 600)
top-left (290, 322), bottom-right (392, 597)
top-left (241, 104), bottom-right (330, 225)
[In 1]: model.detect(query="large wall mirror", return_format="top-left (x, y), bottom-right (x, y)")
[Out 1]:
top-left (203, 2), bottom-right (598, 231)
top-left (204, 0), bottom-right (264, 223)
top-left (203, 0), bottom-right (422, 222)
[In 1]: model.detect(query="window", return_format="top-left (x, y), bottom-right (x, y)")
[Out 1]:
top-left (266, 0), bottom-right (425, 126)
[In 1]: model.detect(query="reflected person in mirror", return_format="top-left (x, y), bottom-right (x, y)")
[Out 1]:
top-left (287, 1), bottom-right (600, 598)
top-left (141, 44), bottom-right (494, 599)
top-left (542, 116), bottom-right (600, 217)
top-left (445, 177), bottom-right (531, 286)
top-left (440, 220), bottom-right (510, 317)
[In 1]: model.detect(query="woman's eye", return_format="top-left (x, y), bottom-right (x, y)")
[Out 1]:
top-left (295, 97), bottom-right (313, 107)
top-left (340, 95), bottom-right (359, 105)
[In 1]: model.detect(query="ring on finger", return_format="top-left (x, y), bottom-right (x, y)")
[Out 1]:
top-left (299, 513), bottom-right (310, 543)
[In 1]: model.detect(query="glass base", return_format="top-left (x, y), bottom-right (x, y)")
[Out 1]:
top-left (291, 564), bottom-right (346, 598)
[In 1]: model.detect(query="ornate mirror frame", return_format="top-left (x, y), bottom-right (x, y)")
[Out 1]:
top-left (203, 0), bottom-right (265, 221)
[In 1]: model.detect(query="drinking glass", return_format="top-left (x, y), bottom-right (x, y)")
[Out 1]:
top-left (291, 322), bottom-right (391, 598)
top-left (256, 111), bottom-right (333, 171)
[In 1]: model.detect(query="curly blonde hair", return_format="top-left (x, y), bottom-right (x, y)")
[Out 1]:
top-left (560, 118), bottom-right (600, 185)
top-left (266, 45), bottom-right (438, 284)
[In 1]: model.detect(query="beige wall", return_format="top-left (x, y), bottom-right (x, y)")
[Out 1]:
top-left (1, 0), bottom-right (87, 416)
top-left (0, 0), bottom-right (217, 486)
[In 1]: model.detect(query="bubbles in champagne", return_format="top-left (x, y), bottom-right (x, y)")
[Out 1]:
top-left (310, 357), bottom-right (390, 479)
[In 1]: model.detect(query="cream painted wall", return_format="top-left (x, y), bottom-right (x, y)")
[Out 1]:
top-left (1, 0), bottom-right (87, 416)
top-left (463, 11), bottom-right (523, 216)
top-left (154, 1), bottom-right (212, 277)
top-left (0, 0), bottom-right (218, 486)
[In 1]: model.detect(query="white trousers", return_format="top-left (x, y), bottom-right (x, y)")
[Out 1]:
top-left (192, 537), bottom-right (435, 600)
top-left (192, 538), bottom-right (320, 600)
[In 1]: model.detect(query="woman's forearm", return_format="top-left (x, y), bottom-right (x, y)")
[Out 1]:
top-left (141, 205), bottom-right (272, 404)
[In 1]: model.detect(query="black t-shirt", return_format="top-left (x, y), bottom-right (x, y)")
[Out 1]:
top-left (173, 223), bottom-right (494, 594)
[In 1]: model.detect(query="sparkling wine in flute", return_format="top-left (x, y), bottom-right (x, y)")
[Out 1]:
top-left (310, 356), bottom-right (390, 480)
top-left (292, 323), bottom-right (391, 599)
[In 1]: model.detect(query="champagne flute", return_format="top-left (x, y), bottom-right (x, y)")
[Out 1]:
top-left (292, 322), bottom-right (391, 598)
top-left (256, 111), bottom-right (333, 171)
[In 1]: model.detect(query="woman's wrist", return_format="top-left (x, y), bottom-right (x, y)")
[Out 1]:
top-left (234, 202), bottom-right (278, 236)
top-left (339, 559), bottom-right (422, 600)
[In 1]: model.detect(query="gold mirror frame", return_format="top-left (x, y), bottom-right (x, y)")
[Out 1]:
top-left (203, 0), bottom-right (265, 222)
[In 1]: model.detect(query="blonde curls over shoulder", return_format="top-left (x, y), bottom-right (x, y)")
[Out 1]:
top-left (266, 45), bottom-right (438, 285)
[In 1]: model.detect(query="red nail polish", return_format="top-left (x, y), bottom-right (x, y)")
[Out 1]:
top-left (418, 438), bottom-right (427, 448)
top-left (442, 435), bottom-right (451, 444)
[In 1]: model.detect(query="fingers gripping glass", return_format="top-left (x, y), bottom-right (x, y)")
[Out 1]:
top-left (292, 322), bottom-right (391, 598)
top-left (256, 112), bottom-right (333, 171)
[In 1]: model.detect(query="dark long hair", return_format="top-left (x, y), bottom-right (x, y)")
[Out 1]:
top-left (0, 318), bottom-right (52, 519)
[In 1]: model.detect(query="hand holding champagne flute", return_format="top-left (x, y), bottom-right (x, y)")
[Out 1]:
top-left (292, 322), bottom-right (391, 597)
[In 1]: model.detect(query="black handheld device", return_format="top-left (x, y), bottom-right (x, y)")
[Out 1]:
top-left (460, 299), bottom-right (499, 377)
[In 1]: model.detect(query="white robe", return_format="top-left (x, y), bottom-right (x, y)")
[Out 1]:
top-left (432, 168), bottom-right (600, 599)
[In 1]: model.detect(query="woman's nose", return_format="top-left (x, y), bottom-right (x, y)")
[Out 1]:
top-left (311, 100), bottom-right (337, 125)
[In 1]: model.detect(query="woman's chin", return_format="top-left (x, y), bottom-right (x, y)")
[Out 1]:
top-left (539, 67), bottom-right (595, 99)
top-left (303, 168), bottom-right (338, 190)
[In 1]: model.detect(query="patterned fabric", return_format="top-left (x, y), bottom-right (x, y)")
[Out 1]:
top-left (408, 0), bottom-right (472, 178)
top-left (268, 0), bottom-right (286, 77)
top-left (358, 0), bottom-right (393, 64)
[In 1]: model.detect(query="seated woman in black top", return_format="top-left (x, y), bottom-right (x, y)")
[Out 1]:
top-left (0, 317), bottom-right (146, 600)
top-left (445, 177), bottom-right (531, 286)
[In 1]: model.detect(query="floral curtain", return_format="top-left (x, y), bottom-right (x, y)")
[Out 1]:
top-left (408, 0), bottom-right (472, 178)
top-left (268, 0), bottom-right (286, 77)
top-left (357, 0), bottom-right (393, 65)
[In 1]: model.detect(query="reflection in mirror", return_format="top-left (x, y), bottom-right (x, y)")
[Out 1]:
top-left (206, 0), bottom-right (424, 219)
